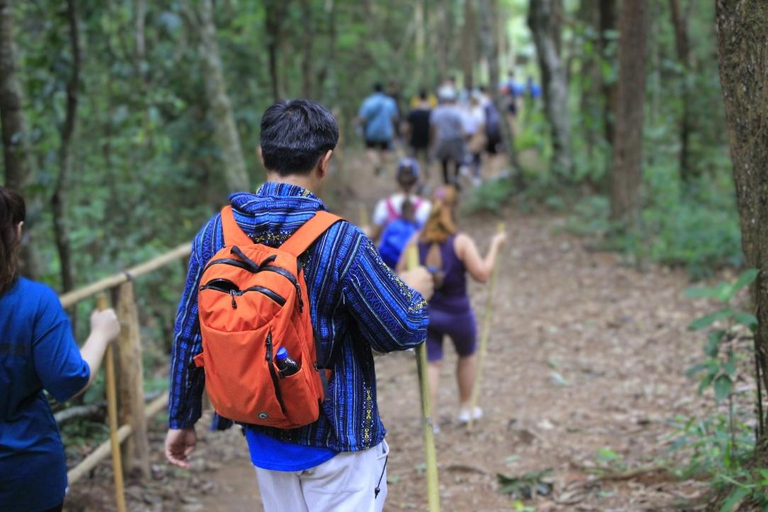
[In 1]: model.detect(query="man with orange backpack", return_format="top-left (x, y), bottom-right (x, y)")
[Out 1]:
top-left (166, 99), bottom-right (433, 512)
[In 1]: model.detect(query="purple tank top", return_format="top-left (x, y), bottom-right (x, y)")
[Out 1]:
top-left (418, 235), bottom-right (471, 313)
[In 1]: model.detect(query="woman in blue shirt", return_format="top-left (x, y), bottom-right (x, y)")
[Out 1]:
top-left (0, 187), bottom-right (120, 512)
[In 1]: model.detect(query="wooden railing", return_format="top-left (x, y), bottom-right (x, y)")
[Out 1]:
top-left (57, 242), bottom-right (191, 510)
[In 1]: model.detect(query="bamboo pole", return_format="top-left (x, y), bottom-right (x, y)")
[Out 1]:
top-left (467, 223), bottom-right (505, 432)
top-left (67, 392), bottom-right (169, 485)
top-left (97, 295), bottom-right (127, 512)
top-left (407, 246), bottom-right (440, 512)
top-left (60, 243), bottom-right (191, 308)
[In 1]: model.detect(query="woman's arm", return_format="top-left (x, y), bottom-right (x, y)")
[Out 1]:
top-left (455, 231), bottom-right (507, 283)
top-left (79, 309), bottom-right (120, 386)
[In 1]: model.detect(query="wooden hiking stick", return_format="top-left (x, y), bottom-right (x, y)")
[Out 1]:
top-left (97, 294), bottom-right (127, 512)
top-left (467, 223), bottom-right (505, 432)
top-left (406, 246), bottom-right (441, 512)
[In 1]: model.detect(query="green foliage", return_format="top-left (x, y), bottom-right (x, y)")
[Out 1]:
top-left (685, 268), bottom-right (757, 403)
top-left (464, 177), bottom-right (517, 214)
top-left (497, 469), bottom-right (553, 500)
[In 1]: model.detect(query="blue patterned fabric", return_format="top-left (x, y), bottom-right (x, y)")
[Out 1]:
top-left (168, 182), bottom-right (428, 452)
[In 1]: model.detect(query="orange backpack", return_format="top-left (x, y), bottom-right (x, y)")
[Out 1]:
top-left (193, 206), bottom-right (341, 428)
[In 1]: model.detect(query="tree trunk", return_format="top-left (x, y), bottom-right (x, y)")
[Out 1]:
top-left (479, 0), bottom-right (523, 189)
top-left (0, 0), bottom-right (31, 191)
top-left (668, 0), bottom-right (695, 182)
top-left (599, 0), bottom-right (618, 147)
top-left (52, 0), bottom-right (80, 293)
top-left (0, 0), bottom-right (39, 279)
top-left (578, 0), bottom-right (601, 158)
top-left (264, 0), bottom-right (281, 101)
top-left (528, 0), bottom-right (574, 181)
top-left (609, 0), bottom-right (647, 224)
top-left (197, 0), bottom-right (249, 192)
top-left (300, 0), bottom-right (313, 98)
top-left (461, 0), bottom-right (476, 89)
top-left (715, 0), bottom-right (768, 442)
top-left (436, 0), bottom-right (449, 80)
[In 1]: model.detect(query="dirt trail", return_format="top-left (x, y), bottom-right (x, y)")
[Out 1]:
top-left (67, 162), bottom-right (714, 511)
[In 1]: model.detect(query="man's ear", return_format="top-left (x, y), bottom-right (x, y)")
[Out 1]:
top-left (258, 146), bottom-right (266, 168)
top-left (317, 150), bottom-right (334, 178)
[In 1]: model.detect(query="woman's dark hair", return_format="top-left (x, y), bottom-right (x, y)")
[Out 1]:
top-left (260, 99), bottom-right (339, 176)
top-left (0, 187), bottom-right (26, 295)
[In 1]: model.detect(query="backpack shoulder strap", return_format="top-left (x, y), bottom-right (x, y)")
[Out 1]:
top-left (386, 198), bottom-right (399, 220)
top-left (280, 211), bottom-right (343, 257)
top-left (221, 205), bottom-right (253, 247)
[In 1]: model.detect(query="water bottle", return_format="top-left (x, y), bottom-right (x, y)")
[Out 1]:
top-left (275, 347), bottom-right (300, 377)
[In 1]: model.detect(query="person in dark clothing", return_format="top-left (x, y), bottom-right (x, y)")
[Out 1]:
top-left (0, 187), bottom-right (120, 512)
top-left (399, 185), bottom-right (506, 431)
top-left (406, 90), bottom-right (433, 180)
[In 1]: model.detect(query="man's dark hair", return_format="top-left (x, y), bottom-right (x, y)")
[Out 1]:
top-left (260, 100), bottom-right (339, 176)
top-left (419, 89), bottom-right (428, 101)
top-left (374, 83), bottom-right (383, 92)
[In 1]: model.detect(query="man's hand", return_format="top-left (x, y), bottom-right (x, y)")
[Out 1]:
top-left (165, 428), bottom-right (197, 469)
top-left (400, 266), bottom-right (435, 301)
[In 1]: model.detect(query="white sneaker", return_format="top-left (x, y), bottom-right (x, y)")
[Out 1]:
top-left (457, 407), bottom-right (483, 423)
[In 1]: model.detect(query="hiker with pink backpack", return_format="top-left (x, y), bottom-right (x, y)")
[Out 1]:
top-left (369, 158), bottom-right (432, 268)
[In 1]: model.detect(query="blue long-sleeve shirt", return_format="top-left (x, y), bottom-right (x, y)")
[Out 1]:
top-left (168, 182), bottom-right (428, 452)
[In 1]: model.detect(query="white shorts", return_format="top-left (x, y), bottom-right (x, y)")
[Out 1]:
top-left (255, 440), bottom-right (390, 512)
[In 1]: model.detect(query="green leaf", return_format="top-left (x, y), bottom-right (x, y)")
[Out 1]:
top-left (705, 330), bottom-right (725, 357)
top-left (725, 268), bottom-right (760, 300)
top-left (689, 309), bottom-right (733, 331)
top-left (684, 286), bottom-right (720, 299)
top-left (719, 487), bottom-right (751, 512)
top-left (714, 375), bottom-right (733, 403)
top-left (698, 373), bottom-right (715, 394)
top-left (733, 311), bottom-right (758, 330)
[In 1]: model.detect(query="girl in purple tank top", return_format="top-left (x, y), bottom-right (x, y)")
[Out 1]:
top-left (400, 185), bottom-right (506, 429)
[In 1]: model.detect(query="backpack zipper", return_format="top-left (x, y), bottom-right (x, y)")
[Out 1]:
top-left (203, 259), bottom-right (303, 312)
top-left (200, 280), bottom-right (287, 307)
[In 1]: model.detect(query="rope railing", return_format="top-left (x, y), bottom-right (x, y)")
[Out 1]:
top-left (57, 242), bottom-right (192, 511)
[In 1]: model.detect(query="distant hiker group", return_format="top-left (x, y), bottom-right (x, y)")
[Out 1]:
top-left (357, 74), bottom-right (541, 189)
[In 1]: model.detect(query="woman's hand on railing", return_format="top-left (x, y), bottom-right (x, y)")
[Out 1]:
top-left (91, 308), bottom-right (121, 341)
top-left (79, 309), bottom-right (121, 388)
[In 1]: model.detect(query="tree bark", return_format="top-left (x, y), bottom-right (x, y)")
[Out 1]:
top-left (301, 0), bottom-right (313, 98)
top-left (264, 0), bottom-right (286, 102)
top-left (0, 0), bottom-right (31, 191)
top-left (52, 0), bottom-right (81, 293)
top-left (479, 0), bottom-right (523, 189)
top-left (197, 0), bottom-right (249, 192)
top-left (461, 0), bottom-right (476, 89)
top-left (609, 0), bottom-right (647, 224)
top-left (578, 0), bottom-right (601, 158)
top-left (599, 0), bottom-right (618, 147)
top-left (715, 0), bottom-right (768, 439)
top-left (528, 0), bottom-right (574, 181)
top-left (668, 0), bottom-right (695, 182)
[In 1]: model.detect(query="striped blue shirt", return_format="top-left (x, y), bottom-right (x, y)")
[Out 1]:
top-left (168, 182), bottom-right (428, 452)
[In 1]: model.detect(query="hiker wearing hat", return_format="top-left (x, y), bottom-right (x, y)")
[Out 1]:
top-left (430, 88), bottom-right (466, 186)
top-left (369, 158), bottom-right (432, 268)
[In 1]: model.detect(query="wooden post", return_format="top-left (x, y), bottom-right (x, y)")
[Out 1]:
top-left (115, 281), bottom-right (150, 479)
top-left (467, 223), bottom-right (505, 431)
top-left (97, 295), bottom-right (127, 512)
top-left (406, 247), bottom-right (441, 512)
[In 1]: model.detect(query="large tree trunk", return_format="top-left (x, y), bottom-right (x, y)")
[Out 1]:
top-left (715, 0), bottom-right (768, 443)
top-left (599, 0), bottom-right (618, 147)
top-left (528, 0), bottom-right (573, 181)
top-left (52, 0), bottom-right (80, 293)
top-left (578, 0), bottom-right (601, 158)
top-left (0, 0), bottom-right (39, 279)
top-left (300, 0), bottom-right (313, 98)
top-left (669, 0), bottom-right (695, 182)
top-left (264, 0), bottom-right (282, 102)
top-left (197, 0), bottom-right (249, 192)
top-left (479, 0), bottom-right (523, 189)
top-left (461, 0), bottom-right (476, 89)
top-left (0, 0), bottom-right (31, 191)
top-left (609, 0), bottom-right (648, 224)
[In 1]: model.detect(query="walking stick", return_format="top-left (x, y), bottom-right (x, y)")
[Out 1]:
top-left (97, 294), bottom-right (127, 512)
top-left (467, 223), bottom-right (505, 432)
top-left (406, 246), bottom-right (441, 512)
